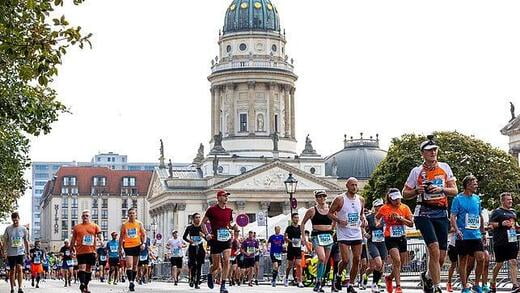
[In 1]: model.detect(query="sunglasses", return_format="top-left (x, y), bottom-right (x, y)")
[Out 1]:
top-left (82, 215), bottom-right (90, 218)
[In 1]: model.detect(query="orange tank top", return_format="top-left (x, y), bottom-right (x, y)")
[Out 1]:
top-left (122, 220), bottom-right (142, 248)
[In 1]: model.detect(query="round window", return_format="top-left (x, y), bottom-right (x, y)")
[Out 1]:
top-left (240, 167), bottom-right (247, 174)
top-left (272, 44), bottom-right (277, 52)
top-left (226, 45), bottom-right (232, 53)
top-left (239, 43), bottom-right (247, 51)
top-left (310, 167), bottom-right (316, 174)
top-left (217, 166), bottom-right (224, 174)
top-left (240, 2), bottom-right (248, 9)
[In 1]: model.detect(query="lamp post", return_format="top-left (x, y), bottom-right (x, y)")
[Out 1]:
top-left (151, 219), bottom-right (157, 241)
top-left (284, 173), bottom-right (298, 216)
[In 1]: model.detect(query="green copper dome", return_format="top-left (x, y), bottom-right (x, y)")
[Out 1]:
top-left (223, 0), bottom-right (281, 34)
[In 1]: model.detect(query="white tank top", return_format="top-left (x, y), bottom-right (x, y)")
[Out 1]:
top-left (337, 193), bottom-right (363, 241)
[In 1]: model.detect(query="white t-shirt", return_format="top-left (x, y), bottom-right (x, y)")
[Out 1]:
top-left (167, 238), bottom-right (183, 257)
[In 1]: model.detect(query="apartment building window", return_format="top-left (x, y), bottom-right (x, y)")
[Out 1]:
top-left (121, 209), bottom-right (127, 218)
top-left (61, 231), bottom-right (69, 241)
top-left (107, 157), bottom-right (111, 162)
top-left (101, 209), bottom-right (108, 219)
top-left (102, 198), bottom-right (108, 208)
top-left (92, 209), bottom-right (98, 219)
top-left (71, 187), bottom-right (78, 195)
top-left (93, 220), bottom-right (99, 225)
top-left (35, 189), bottom-right (43, 195)
top-left (92, 199), bottom-right (98, 208)
top-left (71, 209), bottom-right (78, 219)
top-left (122, 177), bottom-right (136, 187)
top-left (102, 231), bottom-right (108, 240)
top-left (61, 197), bottom-right (68, 208)
top-left (35, 173), bottom-right (48, 180)
top-left (35, 181), bottom-right (47, 186)
top-left (132, 199), bottom-right (137, 208)
top-left (71, 220), bottom-right (77, 227)
top-left (121, 199), bottom-right (128, 209)
top-left (61, 187), bottom-right (68, 195)
top-left (101, 220), bottom-right (108, 230)
top-left (61, 208), bottom-right (68, 218)
top-left (71, 197), bottom-right (78, 208)
top-left (239, 113), bottom-right (248, 132)
top-left (34, 165), bottom-right (49, 171)
top-left (93, 176), bottom-right (106, 186)
top-left (62, 220), bottom-right (68, 230)
top-left (246, 213), bottom-right (256, 223)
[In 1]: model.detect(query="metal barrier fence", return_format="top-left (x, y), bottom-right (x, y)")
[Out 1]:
top-left (152, 237), bottom-right (520, 282)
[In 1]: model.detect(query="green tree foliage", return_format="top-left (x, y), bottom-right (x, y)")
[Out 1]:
top-left (0, 0), bottom-right (91, 219)
top-left (363, 131), bottom-right (520, 210)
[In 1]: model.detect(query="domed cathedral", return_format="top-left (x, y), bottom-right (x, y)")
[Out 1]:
top-left (146, 1), bottom-right (385, 250)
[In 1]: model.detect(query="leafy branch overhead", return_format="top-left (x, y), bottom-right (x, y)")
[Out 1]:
top-left (0, 0), bottom-right (91, 219)
top-left (362, 131), bottom-right (520, 211)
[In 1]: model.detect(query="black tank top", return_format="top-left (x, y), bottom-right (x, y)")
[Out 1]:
top-left (311, 207), bottom-right (332, 225)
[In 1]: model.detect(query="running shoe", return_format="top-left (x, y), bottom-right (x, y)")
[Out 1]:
top-left (314, 281), bottom-right (320, 292)
top-left (255, 279), bottom-right (259, 286)
top-left (284, 278), bottom-right (289, 287)
top-left (129, 282), bottom-right (135, 292)
top-left (385, 276), bottom-right (393, 293)
top-left (395, 287), bottom-right (402, 293)
top-left (434, 286), bottom-right (442, 293)
top-left (512, 285), bottom-right (520, 293)
top-left (472, 285), bottom-right (483, 293)
top-left (461, 288), bottom-right (471, 293)
top-left (482, 285), bottom-right (490, 293)
top-left (447, 283), bottom-right (453, 292)
top-left (208, 273), bottom-right (214, 289)
top-left (489, 283), bottom-right (496, 293)
top-left (298, 282), bottom-right (305, 288)
top-left (220, 284), bottom-right (229, 293)
top-left (347, 285), bottom-right (358, 293)
top-left (372, 284), bottom-right (380, 293)
top-left (335, 275), bottom-right (343, 291)
top-left (421, 271), bottom-right (434, 293)
top-left (272, 279), bottom-right (276, 287)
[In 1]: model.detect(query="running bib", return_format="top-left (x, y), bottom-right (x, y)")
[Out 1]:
top-left (139, 254), bottom-right (148, 261)
top-left (34, 256), bottom-right (41, 264)
top-left (372, 230), bottom-right (384, 242)
top-left (347, 213), bottom-right (360, 227)
top-left (65, 250), bottom-right (71, 256)
top-left (423, 178), bottom-right (445, 200)
top-left (317, 233), bottom-right (333, 246)
top-left (127, 228), bottom-right (138, 238)
top-left (172, 247), bottom-right (182, 257)
top-left (291, 238), bottom-right (301, 248)
top-left (100, 255), bottom-right (107, 261)
top-left (66, 260), bottom-right (73, 267)
top-left (11, 236), bottom-right (22, 248)
top-left (82, 235), bottom-right (94, 246)
top-left (109, 245), bottom-right (118, 253)
top-left (390, 225), bottom-right (405, 238)
top-left (508, 229), bottom-right (518, 243)
top-left (216, 229), bottom-right (231, 242)
top-left (247, 246), bottom-right (256, 254)
top-left (273, 253), bottom-right (282, 261)
top-left (230, 256), bottom-right (236, 261)
top-left (191, 236), bottom-right (202, 245)
top-left (465, 214), bottom-right (480, 230)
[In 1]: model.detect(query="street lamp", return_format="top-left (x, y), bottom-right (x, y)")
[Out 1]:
top-left (284, 173), bottom-right (298, 216)
top-left (150, 219), bottom-right (157, 242)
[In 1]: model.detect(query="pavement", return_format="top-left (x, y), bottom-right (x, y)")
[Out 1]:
top-left (0, 277), bottom-right (516, 293)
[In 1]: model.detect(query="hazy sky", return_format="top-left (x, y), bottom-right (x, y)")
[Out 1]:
top-left (12, 0), bottom-right (520, 226)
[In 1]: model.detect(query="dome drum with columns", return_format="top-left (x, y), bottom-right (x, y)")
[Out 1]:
top-left (146, 1), bottom-right (387, 255)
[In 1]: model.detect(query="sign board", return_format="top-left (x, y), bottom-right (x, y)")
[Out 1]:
top-left (257, 212), bottom-right (267, 226)
top-left (291, 197), bottom-right (298, 209)
top-left (236, 214), bottom-right (249, 227)
top-left (155, 233), bottom-right (162, 241)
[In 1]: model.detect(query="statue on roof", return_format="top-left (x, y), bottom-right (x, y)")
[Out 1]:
top-left (212, 155), bottom-right (219, 176)
top-left (193, 143), bottom-right (205, 165)
top-left (331, 157), bottom-right (338, 177)
top-left (210, 131), bottom-right (227, 154)
top-left (159, 139), bottom-right (166, 169)
top-left (168, 159), bottom-right (173, 178)
top-left (510, 101), bottom-right (516, 122)
top-left (302, 134), bottom-right (317, 155)
top-left (272, 131), bottom-right (279, 151)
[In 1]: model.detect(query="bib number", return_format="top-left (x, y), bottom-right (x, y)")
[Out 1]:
top-left (172, 247), bottom-right (182, 257)
top-left (139, 254), bottom-right (148, 261)
top-left (423, 178), bottom-right (445, 200)
top-left (230, 256), bottom-right (236, 261)
top-left (34, 256), bottom-right (41, 264)
top-left (372, 230), bottom-right (385, 242)
top-left (127, 228), bottom-right (138, 238)
top-left (66, 260), bottom-right (73, 267)
top-left (11, 237), bottom-right (22, 248)
top-left (65, 250), bottom-right (71, 256)
top-left (317, 233), bottom-right (333, 246)
top-left (217, 229), bottom-right (231, 242)
top-left (465, 214), bottom-right (480, 230)
top-left (508, 229), bottom-right (518, 243)
top-left (273, 253), bottom-right (282, 260)
top-left (247, 246), bottom-right (256, 254)
top-left (347, 213), bottom-right (360, 227)
top-left (291, 238), bottom-right (301, 248)
top-left (191, 236), bottom-right (202, 245)
top-left (82, 235), bottom-right (94, 246)
top-left (100, 255), bottom-right (107, 261)
top-left (390, 225), bottom-right (405, 238)
top-left (109, 245), bottom-right (118, 253)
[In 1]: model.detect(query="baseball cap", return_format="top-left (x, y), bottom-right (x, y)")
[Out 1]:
top-left (420, 135), bottom-right (438, 151)
top-left (389, 190), bottom-right (403, 200)
top-left (216, 190), bottom-right (230, 197)
top-left (314, 190), bottom-right (327, 197)
top-left (372, 198), bottom-right (384, 207)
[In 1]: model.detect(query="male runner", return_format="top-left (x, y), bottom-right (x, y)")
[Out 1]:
top-left (119, 207), bottom-right (146, 292)
top-left (284, 213), bottom-right (304, 288)
top-left (2, 212), bottom-right (30, 293)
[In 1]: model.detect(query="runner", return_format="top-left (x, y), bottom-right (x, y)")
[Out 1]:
top-left (376, 188), bottom-right (413, 293)
top-left (488, 192), bottom-right (520, 293)
top-left (201, 189), bottom-right (239, 293)
top-left (60, 239), bottom-right (73, 287)
top-left (137, 235), bottom-right (151, 285)
top-left (229, 230), bottom-right (241, 287)
top-left (366, 198), bottom-right (388, 293)
top-left (252, 232), bottom-right (260, 286)
top-left (119, 207), bottom-right (146, 292)
top-left (402, 135), bottom-right (458, 293)
top-left (359, 228), bottom-right (369, 290)
top-left (450, 175), bottom-right (486, 293)
top-left (302, 190), bottom-right (335, 293)
top-left (284, 212), bottom-right (304, 288)
top-left (328, 178), bottom-right (367, 293)
top-left (71, 210), bottom-right (102, 293)
top-left (182, 213), bottom-right (206, 289)
top-left (267, 226), bottom-right (284, 287)
top-left (96, 240), bottom-right (107, 282)
top-left (2, 212), bottom-right (30, 293)
top-left (166, 230), bottom-right (184, 285)
top-left (106, 232), bottom-right (120, 285)
top-left (241, 231), bottom-right (258, 286)
top-left (29, 240), bottom-right (45, 288)
top-left (446, 227), bottom-right (458, 293)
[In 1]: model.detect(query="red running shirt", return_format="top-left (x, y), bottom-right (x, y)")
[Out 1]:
top-left (204, 205), bottom-right (233, 236)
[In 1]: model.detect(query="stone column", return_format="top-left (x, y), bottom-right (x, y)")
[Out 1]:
top-left (284, 85), bottom-right (290, 138)
top-left (216, 86), bottom-right (222, 135)
top-left (211, 87), bottom-right (216, 137)
top-left (226, 84), bottom-right (235, 135)
top-left (248, 81), bottom-right (255, 135)
top-left (268, 82), bottom-right (275, 135)
top-left (177, 203), bottom-right (187, 233)
top-left (282, 201), bottom-right (291, 215)
top-left (236, 200), bottom-right (246, 212)
top-left (290, 87), bottom-right (296, 139)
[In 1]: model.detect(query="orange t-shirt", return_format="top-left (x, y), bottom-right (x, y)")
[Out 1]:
top-left (72, 222), bottom-right (101, 255)
top-left (121, 220), bottom-right (143, 248)
top-left (376, 203), bottom-right (412, 237)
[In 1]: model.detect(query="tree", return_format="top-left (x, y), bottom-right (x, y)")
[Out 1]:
top-left (0, 0), bottom-right (91, 219)
top-left (363, 131), bottom-right (520, 210)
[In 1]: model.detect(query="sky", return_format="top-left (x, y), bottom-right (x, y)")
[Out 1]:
top-left (10, 0), bottom-right (520, 227)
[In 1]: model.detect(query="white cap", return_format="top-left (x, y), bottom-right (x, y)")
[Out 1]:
top-left (389, 191), bottom-right (403, 200)
top-left (372, 198), bottom-right (384, 207)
